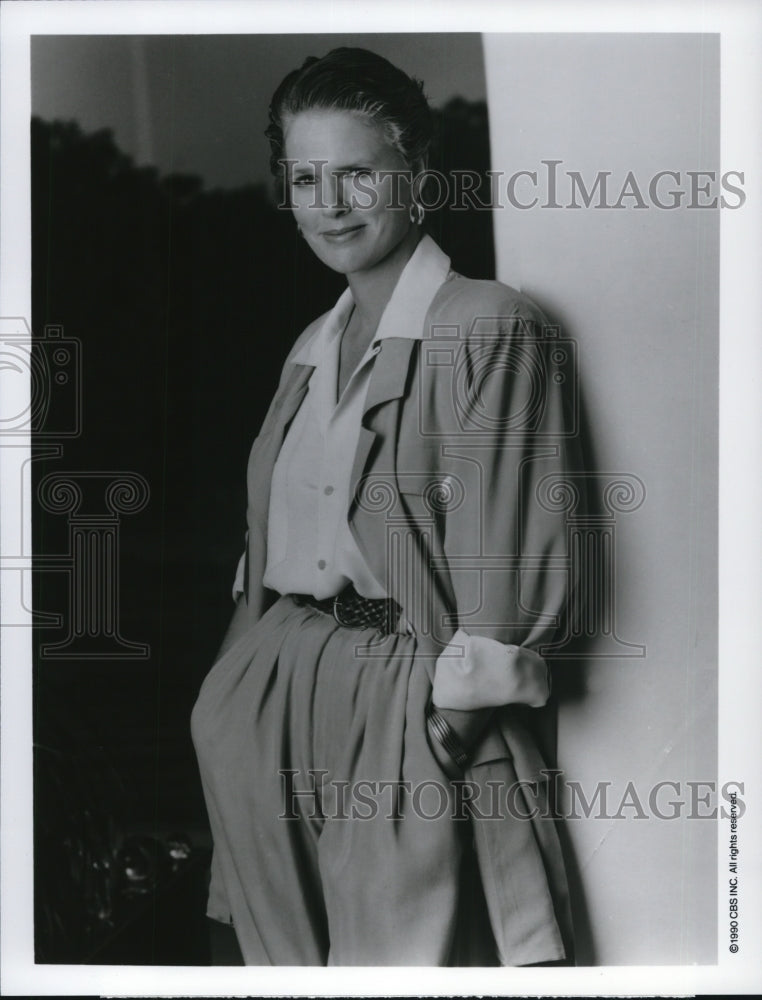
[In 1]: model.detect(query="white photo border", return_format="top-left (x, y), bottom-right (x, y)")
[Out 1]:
top-left (1, 0), bottom-right (760, 995)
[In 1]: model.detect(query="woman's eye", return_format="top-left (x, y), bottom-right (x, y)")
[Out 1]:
top-left (292, 176), bottom-right (317, 186)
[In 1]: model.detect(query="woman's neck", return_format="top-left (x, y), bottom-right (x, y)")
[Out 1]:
top-left (345, 227), bottom-right (422, 337)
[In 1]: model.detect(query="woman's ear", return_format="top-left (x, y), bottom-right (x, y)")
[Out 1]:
top-left (413, 155), bottom-right (429, 179)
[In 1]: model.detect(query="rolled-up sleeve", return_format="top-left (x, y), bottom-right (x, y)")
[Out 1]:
top-left (432, 628), bottom-right (550, 711)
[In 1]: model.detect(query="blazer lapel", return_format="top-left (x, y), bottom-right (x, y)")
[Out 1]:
top-left (247, 362), bottom-right (313, 530)
top-left (264, 362), bottom-right (314, 437)
top-left (348, 337), bottom-right (418, 511)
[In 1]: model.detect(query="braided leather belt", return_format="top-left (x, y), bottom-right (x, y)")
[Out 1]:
top-left (294, 584), bottom-right (402, 635)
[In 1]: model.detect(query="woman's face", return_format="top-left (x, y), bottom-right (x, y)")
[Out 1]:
top-left (283, 109), bottom-right (416, 276)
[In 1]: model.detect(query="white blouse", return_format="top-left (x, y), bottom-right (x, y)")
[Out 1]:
top-left (260, 292), bottom-right (387, 600)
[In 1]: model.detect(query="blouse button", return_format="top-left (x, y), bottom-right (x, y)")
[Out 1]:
top-left (324, 485), bottom-right (334, 496)
top-left (317, 559), bottom-right (326, 570)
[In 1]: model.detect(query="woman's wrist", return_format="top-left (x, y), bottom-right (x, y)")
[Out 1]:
top-left (426, 703), bottom-right (471, 768)
top-left (431, 704), bottom-right (494, 751)
top-left (427, 728), bottom-right (464, 780)
top-left (425, 703), bottom-right (495, 771)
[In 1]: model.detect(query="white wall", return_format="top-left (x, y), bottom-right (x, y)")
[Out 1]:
top-left (483, 33), bottom-right (719, 965)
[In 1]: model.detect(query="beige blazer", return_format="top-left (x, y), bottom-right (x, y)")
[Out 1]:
top-left (240, 271), bottom-right (580, 965)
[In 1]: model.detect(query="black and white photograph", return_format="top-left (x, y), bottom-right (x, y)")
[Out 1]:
top-left (1, 0), bottom-right (760, 995)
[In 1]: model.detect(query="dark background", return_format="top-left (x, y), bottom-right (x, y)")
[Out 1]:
top-left (30, 35), bottom-right (495, 963)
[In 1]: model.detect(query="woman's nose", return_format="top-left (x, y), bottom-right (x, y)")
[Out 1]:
top-left (323, 171), bottom-right (350, 213)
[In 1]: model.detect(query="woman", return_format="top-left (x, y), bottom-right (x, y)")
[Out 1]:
top-left (192, 47), bottom-right (578, 967)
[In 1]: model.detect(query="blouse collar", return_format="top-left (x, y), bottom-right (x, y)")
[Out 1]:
top-left (292, 234), bottom-right (452, 367)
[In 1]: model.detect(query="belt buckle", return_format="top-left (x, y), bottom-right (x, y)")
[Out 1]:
top-left (332, 595), bottom-right (357, 629)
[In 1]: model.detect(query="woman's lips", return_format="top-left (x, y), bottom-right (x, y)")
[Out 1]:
top-left (321, 225), bottom-right (365, 242)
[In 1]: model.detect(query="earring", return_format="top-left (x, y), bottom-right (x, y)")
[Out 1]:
top-left (409, 202), bottom-right (424, 226)
top-left (296, 225), bottom-right (303, 237)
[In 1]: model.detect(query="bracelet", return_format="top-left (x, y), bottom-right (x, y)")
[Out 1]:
top-left (426, 703), bottom-right (471, 769)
